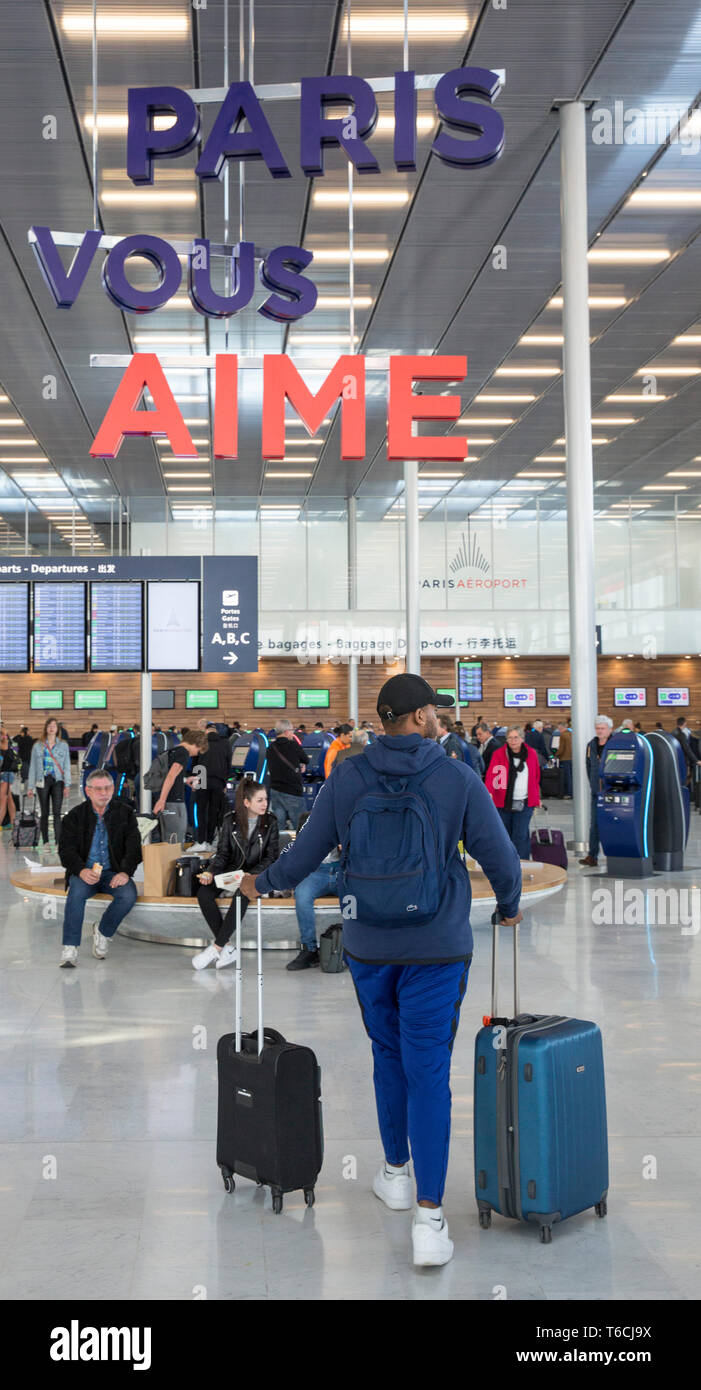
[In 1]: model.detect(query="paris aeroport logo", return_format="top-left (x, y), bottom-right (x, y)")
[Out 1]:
top-left (422, 530), bottom-right (528, 592)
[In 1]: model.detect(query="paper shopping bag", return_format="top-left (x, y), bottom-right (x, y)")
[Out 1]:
top-left (142, 840), bottom-right (182, 897)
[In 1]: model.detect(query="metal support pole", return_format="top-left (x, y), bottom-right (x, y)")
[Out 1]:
top-left (347, 495), bottom-right (359, 721)
top-left (560, 102), bottom-right (597, 852)
top-left (404, 460), bottom-right (420, 673)
top-left (139, 672), bottom-right (152, 814)
top-left (348, 656), bottom-right (359, 724)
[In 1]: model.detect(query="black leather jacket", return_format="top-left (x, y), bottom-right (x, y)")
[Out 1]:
top-left (209, 810), bottom-right (280, 877)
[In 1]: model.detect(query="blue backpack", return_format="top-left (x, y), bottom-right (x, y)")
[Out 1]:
top-left (338, 757), bottom-right (445, 928)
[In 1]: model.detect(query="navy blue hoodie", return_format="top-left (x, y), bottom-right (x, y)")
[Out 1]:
top-left (255, 732), bottom-right (522, 965)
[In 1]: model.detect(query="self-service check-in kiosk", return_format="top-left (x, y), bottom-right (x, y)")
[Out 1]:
top-left (597, 733), bottom-right (654, 877)
top-left (647, 730), bottom-right (689, 871)
top-left (301, 732), bottom-right (333, 812)
top-left (226, 729), bottom-right (270, 807)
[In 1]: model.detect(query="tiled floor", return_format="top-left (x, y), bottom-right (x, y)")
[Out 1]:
top-left (1, 805), bottom-right (700, 1301)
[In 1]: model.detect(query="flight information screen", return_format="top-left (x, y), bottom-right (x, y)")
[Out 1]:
top-left (0, 584), bottom-right (29, 671)
top-left (33, 583), bottom-right (86, 671)
top-left (90, 583), bottom-right (143, 671)
top-left (457, 661), bottom-right (483, 703)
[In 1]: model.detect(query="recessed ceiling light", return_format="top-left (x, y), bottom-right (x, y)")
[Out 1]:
top-left (587, 248), bottom-right (670, 263)
top-left (518, 335), bottom-right (564, 345)
top-left (641, 484), bottom-right (686, 490)
top-left (548, 296), bottom-right (627, 308)
top-left (162, 472), bottom-right (211, 479)
top-left (628, 190), bottom-right (701, 208)
top-left (160, 456), bottom-right (210, 463)
top-left (265, 471), bottom-right (312, 478)
top-left (457, 416), bottom-right (514, 426)
top-left (460, 436), bottom-right (494, 445)
top-left (288, 333), bottom-right (360, 345)
top-left (61, 12), bottom-right (189, 36)
top-left (517, 471), bottom-right (563, 478)
top-left (101, 190), bottom-right (197, 207)
top-left (134, 334), bottom-right (206, 346)
top-left (591, 416), bottom-right (639, 425)
top-left (555, 436), bottom-right (609, 445)
top-left (1, 455), bottom-right (49, 464)
top-left (308, 248), bottom-right (389, 264)
top-left (667, 470), bottom-right (701, 476)
top-left (635, 366), bottom-right (700, 376)
top-left (341, 12), bottom-right (469, 37)
top-left (157, 438), bottom-right (209, 447)
top-left (495, 367), bottom-right (561, 377)
top-left (534, 455), bottom-right (566, 462)
top-left (604, 394), bottom-right (667, 402)
top-left (0, 419), bottom-right (28, 427)
top-left (84, 112), bottom-right (175, 133)
top-left (266, 455), bottom-right (320, 464)
top-left (312, 189), bottom-right (410, 208)
top-left (166, 485), bottom-right (212, 492)
top-left (474, 393), bottom-right (536, 403)
top-left (315, 295), bottom-right (373, 309)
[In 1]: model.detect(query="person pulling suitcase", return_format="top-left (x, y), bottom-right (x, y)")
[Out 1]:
top-left (241, 673), bottom-right (522, 1268)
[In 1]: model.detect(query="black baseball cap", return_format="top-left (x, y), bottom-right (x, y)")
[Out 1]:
top-left (376, 673), bottom-right (455, 721)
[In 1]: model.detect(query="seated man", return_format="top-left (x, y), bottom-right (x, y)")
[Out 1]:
top-left (287, 813), bottom-right (340, 972)
top-left (57, 769), bottom-right (142, 968)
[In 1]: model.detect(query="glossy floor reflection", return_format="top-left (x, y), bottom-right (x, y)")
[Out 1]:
top-left (1, 808), bottom-right (700, 1301)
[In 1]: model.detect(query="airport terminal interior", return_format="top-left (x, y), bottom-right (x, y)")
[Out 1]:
top-left (1, 0), bottom-right (701, 1323)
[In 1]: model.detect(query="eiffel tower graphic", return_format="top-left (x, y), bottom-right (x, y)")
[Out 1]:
top-left (449, 521), bottom-right (490, 575)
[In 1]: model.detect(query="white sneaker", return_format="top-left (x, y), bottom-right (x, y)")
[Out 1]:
top-left (412, 1209), bottom-right (454, 1267)
top-left (92, 924), bottom-right (110, 959)
top-left (215, 943), bottom-right (237, 970)
top-left (192, 944), bottom-right (219, 971)
top-left (372, 1163), bottom-right (413, 1211)
top-left (60, 945), bottom-right (78, 968)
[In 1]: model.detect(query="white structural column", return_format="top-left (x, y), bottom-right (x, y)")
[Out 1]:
top-left (347, 496), bottom-right (359, 721)
top-left (139, 672), bottom-right (152, 814)
top-left (560, 102), bottom-right (598, 851)
top-left (404, 461), bottom-right (421, 673)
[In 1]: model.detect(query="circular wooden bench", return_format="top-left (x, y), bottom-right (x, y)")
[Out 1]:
top-left (11, 859), bottom-right (566, 950)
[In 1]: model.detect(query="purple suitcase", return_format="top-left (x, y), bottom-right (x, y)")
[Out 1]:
top-left (530, 817), bottom-right (568, 869)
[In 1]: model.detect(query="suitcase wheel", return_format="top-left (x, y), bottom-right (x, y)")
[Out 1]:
top-left (595, 1198), bottom-right (608, 1219)
top-left (304, 1187), bottom-right (315, 1208)
top-left (272, 1190), bottom-right (283, 1215)
top-left (479, 1209), bottom-right (491, 1230)
top-left (221, 1169), bottom-right (235, 1194)
top-left (539, 1224), bottom-right (552, 1244)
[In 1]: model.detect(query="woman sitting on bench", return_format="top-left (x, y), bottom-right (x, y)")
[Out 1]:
top-left (191, 778), bottom-right (279, 971)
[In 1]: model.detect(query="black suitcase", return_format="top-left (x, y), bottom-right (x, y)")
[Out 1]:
top-left (216, 897), bottom-right (323, 1213)
top-left (12, 797), bottom-right (40, 848)
top-left (175, 854), bottom-right (202, 896)
top-left (540, 762), bottom-right (565, 799)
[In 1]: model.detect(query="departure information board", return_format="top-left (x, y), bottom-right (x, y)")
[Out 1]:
top-left (457, 660), bottom-right (483, 703)
top-left (90, 583), bottom-right (143, 671)
top-left (33, 583), bottom-right (86, 671)
top-left (147, 582), bottom-right (199, 671)
top-left (0, 583), bottom-right (29, 671)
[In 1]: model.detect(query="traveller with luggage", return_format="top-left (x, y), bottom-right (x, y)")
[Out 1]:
top-left (26, 718), bottom-right (71, 856)
top-left (57, 769), bottom-right (142, 968)
top-left (484, 726), bottom-right (541, 859)
top-left (191, 779), bottom-right (279, 971)
top-left (150, 729), bottom-right (208, 844)
top-left (241, 673), bottom-right (522, 1268)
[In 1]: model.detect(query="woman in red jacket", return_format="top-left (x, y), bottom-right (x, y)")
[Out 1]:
top-left (484, 725), bottom-right (541, 859)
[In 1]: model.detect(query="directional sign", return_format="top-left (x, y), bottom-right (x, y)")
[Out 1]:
top-left (201, 556), bottom-right (258, 674)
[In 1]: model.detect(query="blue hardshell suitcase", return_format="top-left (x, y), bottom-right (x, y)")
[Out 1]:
top-left (474, 914), bottom-right (608, 1242)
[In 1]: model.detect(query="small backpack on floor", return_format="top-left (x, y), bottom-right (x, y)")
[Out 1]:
top-left (319, 924), bottom-right (347, 973)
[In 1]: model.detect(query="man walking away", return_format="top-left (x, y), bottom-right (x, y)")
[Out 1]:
top-left (241, 674), bottom-right (521, 1268)
top-left (57, 770), bottom-right (141, 967)
top-left (475, 721), bottom-right (504, 777)
top-left (268, 719), bottom-right (311, 832)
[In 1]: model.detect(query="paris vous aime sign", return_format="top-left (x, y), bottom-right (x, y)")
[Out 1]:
top-left (29, 69), bottom-right (504, 464)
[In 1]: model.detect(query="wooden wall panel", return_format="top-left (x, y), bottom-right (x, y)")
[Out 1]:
top-left (1, 655), bottom-right (700, 736)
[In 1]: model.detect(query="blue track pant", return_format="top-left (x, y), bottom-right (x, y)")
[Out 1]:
top-left (346, 956), bottom-right (471, 1206)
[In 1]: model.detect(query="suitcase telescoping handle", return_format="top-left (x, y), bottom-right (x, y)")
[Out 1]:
top-left (487, 909), bottom-right (520, 1022)
top-left (234, 893), bottom-right (264, 1057)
